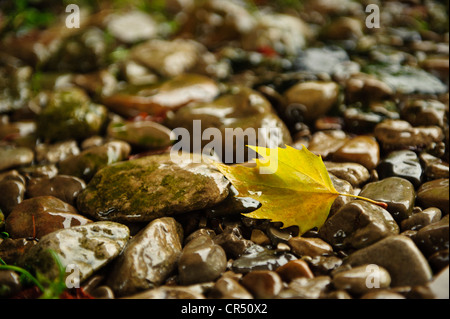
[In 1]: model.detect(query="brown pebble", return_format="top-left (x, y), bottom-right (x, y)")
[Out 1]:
top-left (241, 270), bottom-right (283, 299)
top-left (251, 229), bottom-right (271, 245)
top-left (276, 259), bottom-right (314, 282)
top-left (288, 237), bottom-right (333, 257)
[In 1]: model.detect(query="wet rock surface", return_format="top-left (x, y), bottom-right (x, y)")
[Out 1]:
top-left (0, 0), bottom-right (448, 301)
top-left (77, 153), bottom-right (230, 222)
top-left (107, 217), bottom-right (183, 296)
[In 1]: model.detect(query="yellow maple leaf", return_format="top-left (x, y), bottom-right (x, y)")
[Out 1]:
top-left (213, 145), bottom-right (386, 235)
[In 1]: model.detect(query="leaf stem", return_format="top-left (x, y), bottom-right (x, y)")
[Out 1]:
top-left (338, 193), bottom-right (388, 209)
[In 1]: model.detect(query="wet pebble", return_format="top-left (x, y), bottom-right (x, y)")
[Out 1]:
top-left (359, 176), bottom-right (416, 222)
top-left (241, 270), bottom-right (283, 299)
top-left (377, 150), bottom-right (423, 187)
top-left (18, 221), bottom-right (130, 283)
top-left (231, 244), bottom-right (296, 274)
top-left (250, 229), bottom-right (271, 246)
top-left (105, 10), bottom-right (157, 44)
top-left (6, 196), bottom-right (92, 239)
top-left (35, 140), bottom-right (80, 164)
top-left (58, 140), bottom-right (131, 181)
top-left (329, 173), bottom-right (354, 215)
top-left (400, 99), bottom-right (446, 128)
top-left (344, 235), bottom-right (432, 286)
top-left (0, 238), bottom-right (37, 265)
top-left (26, 175), bottom-right (86, 206)
top-left (36, 88), bottom-right (108, 142)
top-left (308, 130), bottom-right (349, 159)
top-left (318, 200), bottom-right (399, 250)
top-left (107, 217), bottom-right (183, 296)
top-left (103, 74), bottom-right (219, 118)
top-left (209, 276), bottom-right (253, 299)
top-left (165, 86), bottom-right (291, 163)
top-left (325, 161), bottom-right (370, 187)
top-left (178, 235), bottom-right (227, 285)
top-left (420, 152), bottom-right (449, 181)
top-left (332, 264), bottom-right (391, 295)
top-left (107, 120), bottom-right (173, 150)
top-left (413, 214), bottom-right (449, 258)
top-left (306, 256), bottom-right (343, 276)
top-left (400, 207), bottom-right (442, 231)
top-left (374, 119), bottom-right (444, 152)
top-left (0, 146), bottom-right (34, 172)
top-left (0, 270), bottom-right (22, 298)
top-left (283, 81), bottom-right (340, 123)
top-left (287, 237), bottom-right (333, 257)
top-left (213, 225), bottom-right (254, 259)
top-left (332, 135), bottom-right (380, 170)
top-left (275, 259), bottom-right (314, 282)
top-left (278, 276), bottom-right (331, 299)
top-left (0, 170), bottom-right (25, 216)
top-left (416, 178), bottom-right (449, 215)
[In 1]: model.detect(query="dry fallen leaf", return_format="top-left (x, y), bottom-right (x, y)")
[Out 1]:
top-left (213, 145), bottom-right (386, 235)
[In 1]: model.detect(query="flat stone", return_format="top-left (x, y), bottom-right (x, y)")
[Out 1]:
top-left (6, 196), bottom-right (92, 239)
top-left (332, 135), bottom-right (380, 170)
top-left (18, 221), bottom-right (130, 283)
top-left (26, 175), bottom-right (86, 206)
top-left (416, 178), bottom-right (449, 215)
top-left (325, 161), bottom-right (370, 187)
top-left (318, 200), bottom-right (399, 250)
top-left (107, 217), bottom-right (183, 297)
top-left (359, 177), bottom-right (416, 222)
top-left (77, 153), bottom-right (230, 222)
top-left (287, 237), bottom-right (333, 257)
top-left (0, 146), bottom-right (34, 172)
top-left (107, 120), bottom-right (174, 150)
top-left (377, 150), bottom-right (423, 187)
top-left (102, 74), bottom-right (219, 119)
top-left (344, 235), bottom-right (432, 286)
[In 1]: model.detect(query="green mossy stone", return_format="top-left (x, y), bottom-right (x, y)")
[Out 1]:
top-left (77, 153), bottom-right (230, 222)
top-left (37, 88), bottom-right (108, 142)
